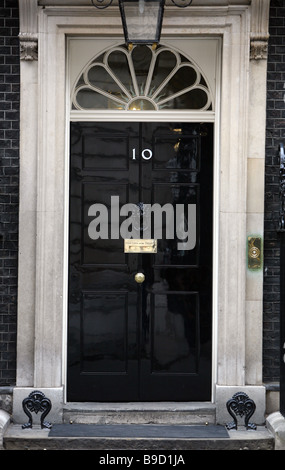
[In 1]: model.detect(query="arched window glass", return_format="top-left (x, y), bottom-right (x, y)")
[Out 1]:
top-left (71, 44), bottom-right (213, 112)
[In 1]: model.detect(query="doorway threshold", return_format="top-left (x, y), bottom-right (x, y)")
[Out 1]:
top-left (63, 402), bottom-right (216, 426)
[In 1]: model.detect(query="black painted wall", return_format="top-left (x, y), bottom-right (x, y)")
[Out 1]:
top-left (0, 0), bottom-right (19, 386)
top-left (264, 0), bottom-right (285, 383)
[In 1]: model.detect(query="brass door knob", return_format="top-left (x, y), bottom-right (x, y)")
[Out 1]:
top-left (135, 272), bottom-right (145, 283)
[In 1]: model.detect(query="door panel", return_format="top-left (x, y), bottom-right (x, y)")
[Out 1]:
top-left (67, 121), bottom-right (213, 402)
top-left (68, 122), bottom-right (139, 401)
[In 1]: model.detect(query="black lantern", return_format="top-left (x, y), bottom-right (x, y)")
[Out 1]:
top-left (91, 0), bottom-right (193, 45)
top-left (118, 0), bottom-right (165, 45)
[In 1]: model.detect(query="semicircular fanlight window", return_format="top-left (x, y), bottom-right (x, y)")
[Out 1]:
top-left (72, 44), bottom-right (213, 112)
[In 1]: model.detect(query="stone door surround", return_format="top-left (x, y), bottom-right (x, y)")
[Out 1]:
top-left (14, 0), bottom-right (269, 425)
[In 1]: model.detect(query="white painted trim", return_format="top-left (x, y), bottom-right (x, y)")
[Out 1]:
top-left (69, 110), bottom-right (216, 122)
top-left (211, 40), bottom-right (222, 403)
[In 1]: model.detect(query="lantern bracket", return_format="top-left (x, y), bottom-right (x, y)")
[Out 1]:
top-left (91, 0), bottom-right (193, 7)
top-left (91, 0), bottom-right (193, 45)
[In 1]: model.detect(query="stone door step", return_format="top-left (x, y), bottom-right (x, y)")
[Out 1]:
top-left (3, 423), bottom-right (275, 450)
top-left (62, 402), bottom-right (216, 425)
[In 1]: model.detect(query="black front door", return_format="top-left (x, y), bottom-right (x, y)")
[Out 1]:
top-left (67, 121), bottom-right (213, 402)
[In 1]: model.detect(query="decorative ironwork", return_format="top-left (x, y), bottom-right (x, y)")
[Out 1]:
top-left (226, 392), bottom-right (257, 430)
top-left (171, 0), bottom-right (193, 6)
top-left (279, 144), bottom-right (285, 417)
top-left (22, 391), bottom-right (52, 429)
top-left (91, 0), bottom-right (113, 9)
top-left (91, 0), bottom-right (193, 9)
top-left (278, 143), bottom-right (285, 232)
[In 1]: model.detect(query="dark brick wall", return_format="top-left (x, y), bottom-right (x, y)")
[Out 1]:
top-left (264, 0), bottom-right (285, 382)
top-left (0, 0), bottom-right (282, 387)
top-left (0, 0), bottom-right (19, 386)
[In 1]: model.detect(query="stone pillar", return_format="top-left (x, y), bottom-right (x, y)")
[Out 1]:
top-left (17, 0), bottom-right (38, 387)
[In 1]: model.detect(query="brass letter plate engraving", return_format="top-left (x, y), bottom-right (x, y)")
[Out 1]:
top-left (124, 239), bottom-right (157, 253)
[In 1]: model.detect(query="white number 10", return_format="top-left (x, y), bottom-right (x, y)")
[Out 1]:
top-left (132, 148), bottom-right (153, 160)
